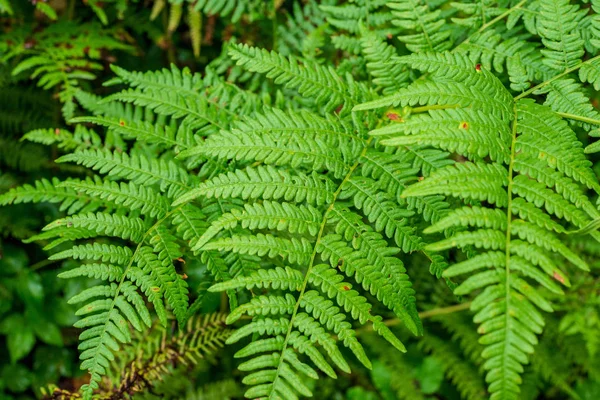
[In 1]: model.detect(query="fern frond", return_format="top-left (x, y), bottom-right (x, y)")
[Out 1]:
top-left (403, 162), bottom-right (509, 206)
top-left (387, 0), bottom-right (453, 53)
top-left (57, 149), bottom-right (192, 197)
top-left (456, 30), bottom-right (552, 83)
top-left (536, 78), bottom-right (600, 131)
top-left (537, 0), bottom-right (585, 71)
top-left (107, 63), bottom-right (203, 95)
top-left (44, 212), bottom-right (146, 242)
top-left (228, 43), bottom-right (365, 113)
top-left (70, 116), bottom-right (194, 151)
top-left (0, 177), bottom-right (99, 215)
top-left (135, 246), bottom-right (188, 326)
top-left (210, 266), bottom-right (304, 292)
top-left (194, 201), bottom-right (322, 250)
top-left (358, 26), bottom-right (409, 95)
top-left (372, 108), bottom-right (511, 163)
top-left (50, 243), bottom-right (132, 265)
top-left (354, 80), bottom-right (511, 119)
top-left (365, 50), bottom-right (599, 400)
top-left (202, 234), bottom-right (312, 266)
top-left (67, 281), bottom-right (152, 399)
top-left (182, 127), bottom-right (350, 179)
top-left (59, 178), bottom-right (169, 218)
top-left (173, 166), bottom-right (335, 207)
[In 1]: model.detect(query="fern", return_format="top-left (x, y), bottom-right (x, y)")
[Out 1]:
top-left (537, 0), bottom-right (586, 72)
top-left (1, 22), bottom-right (132, 118)
top-left (321, 0), bottom-right (398, 54)
top-left (42, 313), bottom-right (232, 399)
top-left (358, 51), bottom-right (600, 400)
top-left (171, 45), bottom-right (451, 399)
top-left (227, 43), bottom-right (368, 114)
top-left (0, 64), bottom-right (251, 399)
top-left (387, 0), bottom-right (454, 53)
top-left (5, 2), bottom-right (600, 399)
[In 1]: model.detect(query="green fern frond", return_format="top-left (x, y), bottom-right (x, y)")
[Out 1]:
top-left (536, 78), bottom-right (600, 131)
top-left (59, 178), bottom-right (169, 218)
top-left (173, 166), bottom-right (336, 207)
top-left (210, 266), bottom-right (304, 292)
top-left (202, 234), bottom-right (313, 266)
top-left (358, 26), bottom-right (410, 95)
top-left (191, 0), bottom-right (263, 23)
top-left (44, 212), bottom-right (146, 242)
top-left (57, 149), bottom-right (192, 197)
top-left (387, 0), bottom-right (453, 53)
top-left (403, 162), bottom-right (509, 206)
top-left (194, 201), bottom-right (322, 251)
top-left (537, 0), bottom-right (586, 71)
top-left (372, 108), bottom-right (511, 163)
top-left (70, 116), bottom-right (194, 151)
top-left (363, 50), bottom-right (599, 400)
top-left (50, 243), bottom-right (132, 265)
top-left (0, 177), bottom-right (99, 215)
top-left (228, 43), bottom-right (367, 114)
top-left (67, 281), bottom-right (153, 399)
top-left (135, 246), bottom-right (188, 326)
top-left (456, 30), bottom-right (552, 82)
top-left (175, 44), bottom-right (428, 399)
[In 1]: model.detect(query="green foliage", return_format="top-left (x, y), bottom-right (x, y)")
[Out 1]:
top-left (360, 47), bottom-right (600, 400)
top-left (3, 1), bottom-right (600, 400)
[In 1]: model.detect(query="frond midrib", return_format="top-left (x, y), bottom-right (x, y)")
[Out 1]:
top-left (267, 137), bottom-right (373, 398)
top-left (81, 205), bottom-right (183, 392)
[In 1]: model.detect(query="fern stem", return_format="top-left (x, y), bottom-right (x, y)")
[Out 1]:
top-left (269, 137), bottom-right (374, 397)
top-left (67, 0), bottom-right (76, 21)
top-left (411, 104), bottom-right (460, 113)
top-left (377, 302), bottom-right (472, 329)
top-left (272, 0), bottom-right (277, 50)
top-left (461, 0), bottom-right (528, 46)
top-left (419, 302), bottom-right (473, 319)
top-left (515, 54), bottom-right (600, 101)
top-left (216, 198), bottom-right (240, 309)
top-left (30, 258), bottom-right (58, 271)
top-left (556, 112), bottom-right (600, 126)
top-left (501, 102), bottom-right (520, 387)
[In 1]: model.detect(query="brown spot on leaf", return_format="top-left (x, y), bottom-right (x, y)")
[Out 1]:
top-left (553, 271), bottom-right (565, 284)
